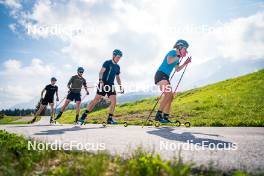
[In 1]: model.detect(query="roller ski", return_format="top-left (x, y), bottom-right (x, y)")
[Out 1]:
top-left (145, 112), bottom-right (191, 127)
top-left (151, 119), bottom-right (191, 127)
top-left (102, 116), bottom-right (128, 127)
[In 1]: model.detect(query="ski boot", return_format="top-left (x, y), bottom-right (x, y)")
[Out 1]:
top-left (50, 116), bottom-right (56, 124)
top-left (77, 111), bottom-right (88, 126)
top-left (74, 115), bottom-right (79, 124)
top-left (29, 117), bottom-right (37, 124)
top-left (51, 112), bottom-right (63, 124)
top-left (154, 111), bottom-right (168, 127)
top-left (163, 114), bottom-right (172, 123)
top-left (107, 117), bottom-right (118, 125)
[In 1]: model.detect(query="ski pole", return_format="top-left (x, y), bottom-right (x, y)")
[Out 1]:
top-left (81, 94), bottom-right (87, 101)
top-left (55, 95), bottom-right (67, 110)
top-left (53, 100), bottom-right (58, 118)
top-left (173, 62), bottom-right (188, 94)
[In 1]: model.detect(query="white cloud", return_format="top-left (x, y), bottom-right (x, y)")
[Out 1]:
top-left (2, 0), bottom-right (264, 108)
top-left (204, 12), bottom-right (264, 60)
top-left (0, 59), bottom-right (57, 108)
top-left (0, 0), bottom-right (21, 9)
top-left (8, 23), bottom-right (16, 32)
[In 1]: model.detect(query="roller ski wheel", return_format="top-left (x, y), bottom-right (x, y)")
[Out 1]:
top-left (148, 120), bottom-right (153, 126)
top-left (123, 122), bottom-right (128, 127)
top-left (141, 120), bottom-right (151, 127)
top-left (184, 121), bottom-right (191, 127)
top-left (154, 121), bottom-right (160, 127)
top-left (175, 120), bottom-right (181, 127)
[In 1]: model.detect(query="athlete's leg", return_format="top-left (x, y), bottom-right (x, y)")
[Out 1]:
top-left (79, 94), bottom-right (102, 121)
top-left (35, 104), bottom-right (46, 117)
top-left (107, 95), bottom-right (117, 124)
top-left (75, 101), bottom-right (81, 122)
top-left (154, 80), bottom-right (173, 121)
top-left (60, 99), bottom-right (71, 112)
top-left (87, 94), bottom-right (102, 112)
top-left (108, 95), bottom-right (116, 115)
top-left (30, 103), bottom-right (46, 123)
top-left (157, 80), bottom-right (173, 112)
top-left (162, 93), bottom-right (173, 114)
top-left (49, 103), bottom-right (55, 117)
top-left (55, 99), bottom-right (71, 120)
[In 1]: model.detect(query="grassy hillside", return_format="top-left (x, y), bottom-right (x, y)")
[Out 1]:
top-left (59, 69), bottom-right (264, 126)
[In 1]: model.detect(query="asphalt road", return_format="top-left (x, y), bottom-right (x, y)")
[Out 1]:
top-left (0, 116), bottom-right (263, 173)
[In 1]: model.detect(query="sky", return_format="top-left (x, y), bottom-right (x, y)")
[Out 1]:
top-left (0, 0), bottom-right (264, 109)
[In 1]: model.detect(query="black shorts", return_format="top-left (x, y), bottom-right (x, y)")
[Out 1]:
top-left (97, 83), bottom-right (116, 97)
top-left (67, 92), bottom-right (81, 102)
top-left (154, 71), bottom-right (170, 84)
top-left (41, 97), bottom-right (54, 105)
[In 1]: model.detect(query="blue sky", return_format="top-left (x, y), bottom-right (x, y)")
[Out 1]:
top-left (0, 0), bottom-right (264, 109)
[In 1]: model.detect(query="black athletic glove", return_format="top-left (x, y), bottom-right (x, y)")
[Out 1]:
top-left (98, 79), bottom-right (104, 88)
top-left (120, 86), bottom-right (124, 94)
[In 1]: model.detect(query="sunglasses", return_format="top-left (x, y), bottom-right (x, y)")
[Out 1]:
top-left (79, 71), bottom-right (84, 73)
top-left (182, 47), bottom-right (188, 53)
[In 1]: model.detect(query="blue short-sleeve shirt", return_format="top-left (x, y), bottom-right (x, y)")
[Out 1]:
top-left (158, 50), bottom-right (180, 76)
top-left (102, 60), bottom-right (120, 85)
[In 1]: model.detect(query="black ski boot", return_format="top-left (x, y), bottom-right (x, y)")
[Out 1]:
top-left (78, 110), bottom-right (89, 125)
top-left (30, 116), bottom-right (37, 124)
top-left (54, 111), bottom-right (63, 121)
top-left (75, 115), bottom-right (79, 124)
top-left (163, 113), bottom-right (171, 123)
top-left (155, 111), bottom-right (167, 123)
top-left (107, 114), bottom-right (117, 124)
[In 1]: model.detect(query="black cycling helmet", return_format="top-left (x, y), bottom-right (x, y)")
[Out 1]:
top-left (51, 77), bottom-right (57, 81)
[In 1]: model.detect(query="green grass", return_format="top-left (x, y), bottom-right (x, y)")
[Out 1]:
top-left (0, 116), bottom-right (25, 124)
top-left (0, 130), bottom-right (257, 176)
top-left (59, 69), bottom-right (264, 126)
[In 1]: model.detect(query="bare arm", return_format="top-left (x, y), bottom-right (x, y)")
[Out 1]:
top-left (175, 64), bottom-right (185, 72)
top-left (175, 57), bottom-right (192, 72)
top-left (56, 88), bottom-right (59, 100)
top-left (116, 75), bottom-right (124, 93)
top-left (41, 88), bottom-right (45, 98)
top-left (83, 80), bottom-right (89, 95)
top-left (67, 76), bottom-right (73, 90)
top-left (116, 75), bottom-right (121, 86)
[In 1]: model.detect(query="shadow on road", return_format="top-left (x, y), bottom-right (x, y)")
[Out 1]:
top-left (147, 127), bottom-right (233, 149)
top-left (34, 126), bottom-right (105, 135)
